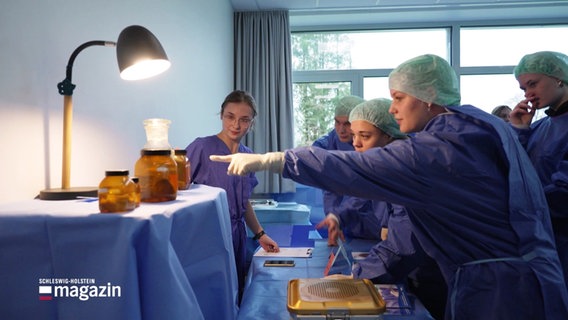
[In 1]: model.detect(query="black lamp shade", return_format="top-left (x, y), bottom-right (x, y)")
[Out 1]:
top-left (116, 25), bottom-right (170, 80)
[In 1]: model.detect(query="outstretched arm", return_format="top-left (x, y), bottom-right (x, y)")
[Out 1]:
top-left (210, 152), bottom-right (285, 176)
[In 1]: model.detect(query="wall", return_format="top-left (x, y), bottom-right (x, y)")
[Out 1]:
top-left (0, 0), bottom-right (234, 203)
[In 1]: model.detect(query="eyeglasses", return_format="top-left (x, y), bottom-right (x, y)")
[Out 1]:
top-left (222, 114), bottom-right (253, 126)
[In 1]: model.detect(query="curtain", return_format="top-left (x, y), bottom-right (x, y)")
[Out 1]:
top-left (234, 10), bottom-right (295, 193)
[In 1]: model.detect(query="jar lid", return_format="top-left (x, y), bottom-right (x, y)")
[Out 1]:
top-left (140, 149), bottom-right (172, 156)
top-left (174, 149), bottom-right (187, 155)
top-left (105, 170), bottom-right (129, 176)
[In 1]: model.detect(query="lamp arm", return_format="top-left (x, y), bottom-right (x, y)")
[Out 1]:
top-left (57, 40), bottom-right (116, 96)
top-left (57, 40), bottom-right (115, 189)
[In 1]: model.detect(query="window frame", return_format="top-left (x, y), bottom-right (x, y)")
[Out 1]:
top-left (291, 18), bottom-right (568, 99)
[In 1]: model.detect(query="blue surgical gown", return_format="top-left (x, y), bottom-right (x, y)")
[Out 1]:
top-left (283, 105), bottom-right (568, 320)
top-left (353, 203), bottom-right (447, 319)
top-left (313, 129), bottom-right (354, 218)
top-left (513, 110), bottom-right (568, 287)
top-left (334, 196), bottom-right (388, 241)
top-left (186, 135), bottom-right (258, 296)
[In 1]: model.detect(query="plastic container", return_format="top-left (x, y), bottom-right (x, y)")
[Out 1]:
top-left (98, 170), bottom-right (137, 213)
top-left (134, 149), bottom-right (178, 202)
top-left (174, 149), bottom-right (191, 190)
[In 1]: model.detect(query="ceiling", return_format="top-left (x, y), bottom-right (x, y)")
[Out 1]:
top-left (230, 0), bottom-right (568, 27)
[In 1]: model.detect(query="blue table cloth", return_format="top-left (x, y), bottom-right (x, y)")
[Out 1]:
top-left (251, 202), bottom-right (311, 225)
top-left (238, 239), bottom-right (434, 320)
top-left (0, 184), bottom-right (238, 320)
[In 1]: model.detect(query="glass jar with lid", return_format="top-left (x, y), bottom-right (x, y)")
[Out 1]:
top-left (98, 170), bottom-right (137, 213)
top-left (174, 149), bottom-right (191, 190)
top-left (134, 149), bottom-right (178, 202)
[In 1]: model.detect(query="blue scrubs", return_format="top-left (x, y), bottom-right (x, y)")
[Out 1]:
top-left (186, 135), bottom-right (258, 298)
top-left (334, 196), bottom-right (388, 240)
top-left (283, 105), bottom-right (568, 319)
top-left (313, 129), bottom-right (354, 218)
top-left (513, 110), bottom-right (568, 287)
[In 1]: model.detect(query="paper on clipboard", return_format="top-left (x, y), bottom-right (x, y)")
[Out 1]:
top-left (254, 247), bottom-right (313, 258)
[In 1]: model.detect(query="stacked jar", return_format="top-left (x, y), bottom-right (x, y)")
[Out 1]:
top-left (98, 170), bottom-right (137, 213)
top-left (174, 149), bottom-right (191, 190)
top-left (134, 149), bottom-right (178, 202)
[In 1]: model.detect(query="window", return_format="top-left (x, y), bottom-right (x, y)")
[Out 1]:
top-left (460, 26), bottom-right (568, 67)
top-left (292, 24), bottom-right (568, 146)
top-left (363, 77), bottom-right (389, 101)
top-left (459, 25), bottom-right (568, 119)
top-left (292, 28), bottom-right (448, 146)
top-left (460, 74), bottom-right (522, 113)
top-left (293, 82), bottom-right (350, 146)
top-left (292, 29), bottom-right (448, 71)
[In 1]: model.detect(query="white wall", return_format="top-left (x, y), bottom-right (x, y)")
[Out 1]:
top-left (0, 0), bottom-right (234, 203)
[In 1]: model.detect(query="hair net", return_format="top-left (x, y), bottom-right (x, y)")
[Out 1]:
top-left (389, 54), bottom-right (461, 106)
top-left (349, 98), bottom-right (407, 139)
top-left (514, 51), bottom-right (568, 83)
top-left (335, 95), bottom-right (365, 117)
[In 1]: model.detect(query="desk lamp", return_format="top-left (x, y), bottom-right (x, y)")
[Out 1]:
top-left (39, 25), bottom-right (170, 200)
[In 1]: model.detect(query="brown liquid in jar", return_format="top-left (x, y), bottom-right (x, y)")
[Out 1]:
top-left (134, 149), bottom-right (178, 202)
top-left (174, 149), bottom-right (191, 190)
top-left (98, 170), bottom-right (137, 213)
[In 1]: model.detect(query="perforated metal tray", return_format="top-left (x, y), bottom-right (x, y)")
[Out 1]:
top-left (287, 278), bottom-right (386, 319)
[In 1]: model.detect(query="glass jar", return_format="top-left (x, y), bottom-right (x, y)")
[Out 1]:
top-left (174, 149), bottom-right (191, 190)
top-left (134, 149), bottom-right (178, 202)
top-left (98, 170), bottom-right (137, 213)
top-left (130, 177), bottom-right (141, 207)
top-left (143, 118), bottom-right (172, 150)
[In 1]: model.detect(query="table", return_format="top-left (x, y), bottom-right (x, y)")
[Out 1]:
top-left (0, 184), bottom-right (238, 320)
top-left (238, 239), bottom-right (434, 320)
top-left (252, 202), bottom-right (311, 225)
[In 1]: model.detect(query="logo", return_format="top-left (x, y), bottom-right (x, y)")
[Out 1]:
top-left (38, 278), bottom-right (121, 301)
top-left (38, 286), bottom-right (52, 301)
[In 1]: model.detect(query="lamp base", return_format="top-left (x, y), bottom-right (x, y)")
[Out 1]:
top-left (39, 187), bottom-right (98, 200)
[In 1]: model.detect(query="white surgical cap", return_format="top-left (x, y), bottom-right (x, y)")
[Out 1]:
top-left (514, 51), bottom-right (568, 83)
top-left (335, 95), bottom-right (365, 117)
top-left (349, 98), bottom-right (406, 139)
top-left (389, 54), bottom-right (461, 107)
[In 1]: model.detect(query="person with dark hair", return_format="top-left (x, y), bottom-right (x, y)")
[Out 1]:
top-left (211, 55), bottom-right (568, 319)
top-left (185, 90), bottom-right (279, 303)
top-left (491, 104), bottom-right (512, 122)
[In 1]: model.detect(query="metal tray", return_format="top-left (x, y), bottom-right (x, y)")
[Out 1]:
top-left (287, 278), bottom-right (386, 319)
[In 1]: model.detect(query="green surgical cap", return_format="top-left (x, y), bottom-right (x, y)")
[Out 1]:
top-left (514, 51), bottom-right (568, 83)
top-left (389, 54), bottom-right (461, 106)
top-left (335, 95), bottom-right (365, 117)
top-left (349, 98), bottom-right (407, 139)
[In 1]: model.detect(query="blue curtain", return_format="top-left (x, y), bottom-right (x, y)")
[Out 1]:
top-left (234, 10), bottom-right (295, 193)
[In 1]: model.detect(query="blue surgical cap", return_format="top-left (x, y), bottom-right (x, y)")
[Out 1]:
top-left (514, 51), bottom-right (568, 83)
top-left (389, 54), bottom-right (461, 107)
top-left (335, 95), bottom-right (365, 117)
top-left (349, 98), bottom-right (406, 139)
